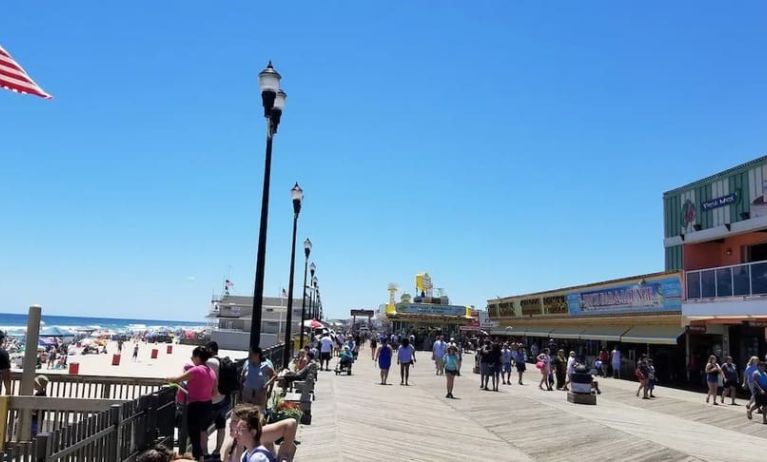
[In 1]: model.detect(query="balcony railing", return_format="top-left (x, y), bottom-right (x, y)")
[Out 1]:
top-left (686, 260), bottom-right (767, 300)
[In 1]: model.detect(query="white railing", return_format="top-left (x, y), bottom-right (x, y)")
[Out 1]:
top-left (686, 260), bottom-right (767, 300)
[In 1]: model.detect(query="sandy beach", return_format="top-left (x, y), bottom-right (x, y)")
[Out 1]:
top-left (13, 341), bottom-right (249, 379)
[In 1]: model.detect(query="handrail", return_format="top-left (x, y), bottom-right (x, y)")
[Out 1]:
top-left (686, 259), bottom-right (767, 300)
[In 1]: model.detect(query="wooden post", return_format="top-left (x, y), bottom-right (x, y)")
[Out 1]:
top-left (18, 305), bottom-right (42, 442)
top-left (110, 404), bottom-right (122, 461)
top-left (33, 432), bottom-right (49, 462)
top-left (0, 396), bottom-right (8, 451)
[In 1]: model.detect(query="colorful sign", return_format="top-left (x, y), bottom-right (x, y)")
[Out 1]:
top-left (567, 276), bottom-right (682, 316)
top-left (681, 199), bottom-right (696, 230)
top-left (701, 192), bottom-right (739, 211)
top-left (395, 303), bottom-right (467, 317)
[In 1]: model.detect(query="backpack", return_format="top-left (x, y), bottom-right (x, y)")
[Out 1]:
top-left (217, 356), bottom-right (240, 395)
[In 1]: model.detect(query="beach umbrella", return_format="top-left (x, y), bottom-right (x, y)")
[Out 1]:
top-left (303, 319), bottom-right (325, 329)
top-left (40, 326), bottom-right (72, 337)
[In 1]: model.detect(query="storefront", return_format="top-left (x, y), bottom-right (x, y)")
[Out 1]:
top-left (385, 303), bottom-right (473, 348)
top-left (488, 272), bottom-right (686, 383)
top-left (666, 155), bottom-right (767, 374)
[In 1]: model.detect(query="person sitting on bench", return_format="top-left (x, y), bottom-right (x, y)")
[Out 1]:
top-left (278, 353), bottom-right (318, 394)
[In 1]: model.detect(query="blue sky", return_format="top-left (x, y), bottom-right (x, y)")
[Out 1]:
top-left (1, 2), bottom-right (766, 321)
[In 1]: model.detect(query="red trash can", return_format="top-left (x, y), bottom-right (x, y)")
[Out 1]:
top-left (166, 345), bottom-right (173, 355)
top-left (151, 348), bottom-right (158, 359)
top-left (68, 362), bottom-right (80, 375)
top-left (112, 354), bottom-right (121, 366)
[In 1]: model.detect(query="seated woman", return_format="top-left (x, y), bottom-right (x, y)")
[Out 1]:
top-left (339, 346), bottom-right (354, 366)
top-left (222, 404), bottom-right (297, 462)
top-left (277, 353), bottom-right (318, 393)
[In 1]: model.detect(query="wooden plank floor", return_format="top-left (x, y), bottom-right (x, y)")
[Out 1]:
top-left (295, 349), bottom-right (766, 462)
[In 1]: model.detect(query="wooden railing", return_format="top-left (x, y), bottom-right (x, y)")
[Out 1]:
top-left (8, 373), bottom-right (166, 401)
top-left (0, 387), bottom-right (175, 461)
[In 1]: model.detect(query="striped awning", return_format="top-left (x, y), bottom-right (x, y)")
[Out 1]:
top-left (524, 326), bottom-right (555, 338)
top-left (579, 326), bottom-right (632, 342)
top-left (620, 325), bottom-right (685, 345)
top-left (549, 326), bottom-right (585, 340)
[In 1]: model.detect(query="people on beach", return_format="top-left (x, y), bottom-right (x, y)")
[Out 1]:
top-left (443, 345), bottom-right (461, 399)
top-left (704, 355), bottom-right (723, 405)
top-left (397, 337), bottom-right (416, 386)
top-left (537, 348), bottom-right (552, 391)
top-left (166, 346), bottom-right (216, 462)
top-left (375, 339), bottom-right (393, 385)
top-left (241, 348), bottom-right (276, 410)
top-left (720, 356), bottom-right (738, 405)
top-left (432, 335), bottom-right (447, 376)
top-left (132, 343), bottom-right (139, 362)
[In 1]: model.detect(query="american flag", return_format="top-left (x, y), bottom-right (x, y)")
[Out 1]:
top-left (281, 288), bottom-right (288, 298)
top-left (0, 43), bottom-right (52, 99)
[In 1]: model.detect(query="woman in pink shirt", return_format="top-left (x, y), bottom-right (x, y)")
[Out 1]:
top-left (167, 346), bottom-right (217, 462)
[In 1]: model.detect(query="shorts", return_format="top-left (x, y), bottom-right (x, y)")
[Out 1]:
top-left (480, 363), bottom-right (490, 376)
top-left (435, 358), bottom-right (444, 368)
top-left (320, 352), bottom-right (331, 362)
top-left (446, 369), bottom-right (460, 376)
top-left (211, 395), bottom-right (230, 429)
top-left (516, 362), bottom-right (526, 372)
top-left (400, 361), bottom-right (412, 367)
top-left (502, 362), bottom-right (512, 373)
top-left (724, 379), bottom-right (738, 389)
top-left (756, 392), bottom-right (767, 407)
top-left (187, 401), bottom-right (213, 458)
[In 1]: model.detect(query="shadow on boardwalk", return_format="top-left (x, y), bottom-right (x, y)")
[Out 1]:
top-left (296, 348), bottom-right (766, 462)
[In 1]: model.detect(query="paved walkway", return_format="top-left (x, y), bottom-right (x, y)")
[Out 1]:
top-left (296, 348), bottom-right (767, 462)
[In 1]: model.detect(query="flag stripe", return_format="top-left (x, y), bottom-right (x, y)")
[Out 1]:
top-left (0, 44), bottom-right (52, 99)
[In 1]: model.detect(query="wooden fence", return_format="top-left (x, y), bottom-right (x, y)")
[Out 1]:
top-left (0, 387), bottom-right (175, 462)
top-left (8, 373), bottom-right (166, 401)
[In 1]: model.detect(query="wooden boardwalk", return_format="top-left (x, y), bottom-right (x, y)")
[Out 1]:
top-left (296, 349), bottom-right (767, 462)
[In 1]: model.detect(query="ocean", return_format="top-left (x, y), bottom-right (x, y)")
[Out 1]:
top-left (0, 312), bottom-right (205, 335)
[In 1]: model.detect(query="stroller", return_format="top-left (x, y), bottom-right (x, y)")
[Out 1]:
top-left (335, 348), bottom-right (354, 376)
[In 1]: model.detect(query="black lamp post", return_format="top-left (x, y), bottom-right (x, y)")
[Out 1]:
top-left (308, 265), bottom-right (316, 319)
top-left (311, 275), bottom-right (318, 319)
top-left (283, 183), bottom-right (303, 366)
top-left (250, 61), bottom-right (287, 352)
top-left (299, 239), bottom-right (312, 349)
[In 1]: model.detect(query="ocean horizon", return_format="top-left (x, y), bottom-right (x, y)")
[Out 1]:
top-left (0, 312), bottom-right (205, 334)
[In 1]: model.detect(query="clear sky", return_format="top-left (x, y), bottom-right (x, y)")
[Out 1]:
top-left (2, 2), bottom-right (766, 321)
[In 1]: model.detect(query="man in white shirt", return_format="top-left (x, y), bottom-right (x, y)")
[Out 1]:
top-left (205, 341), bottom-right (228, 456)
top-left (319, 333), bottom-right (334, 371)
top-left (432, 335), bottom-right (447, 376)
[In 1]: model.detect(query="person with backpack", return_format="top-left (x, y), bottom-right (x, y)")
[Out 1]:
top-left (205, 341), bottom-right (236, 457)
top-left (241, 348), bottom-right (276, 410)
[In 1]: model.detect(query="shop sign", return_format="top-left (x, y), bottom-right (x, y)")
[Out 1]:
top-left (701, 192), bottom-right (739, 211)
top-left (395, 304), bottom-right (466, 317)
top-left (520, 298), bottom-right (542, 316)
top-left (686, 325), bottom-right (707, 334)
top-left (748, 321), bottom-right (767, 328)
top-left (567, 276), bottom-right (682, 316)
top-left (542, 295), bottom-right (568, 315)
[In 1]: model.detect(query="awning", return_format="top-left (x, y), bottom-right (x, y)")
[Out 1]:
top-left (524, 326), bottom-right (555, 338)
top-left (549, 326), bottom-right (585, 340)
top-left (620, 325), bottom-right (685, 345)
top-left (489, 327), bottom-right (520, 337)
top-left (579, 326), bottom-right (631, 342)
